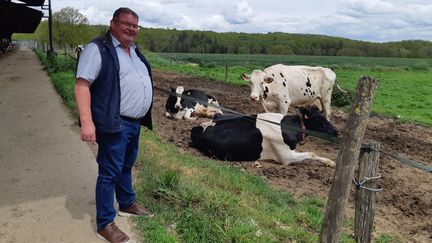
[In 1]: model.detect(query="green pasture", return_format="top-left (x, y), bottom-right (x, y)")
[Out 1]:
top-left (157, 52), bottom-right (432, 70)
top-left (336, 70), bottom-right (432, 124)
top-left (151, 53), bottom-right (432, 125)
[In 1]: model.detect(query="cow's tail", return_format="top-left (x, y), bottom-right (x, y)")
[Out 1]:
top-left (335, 79), bottom-right (348, 93)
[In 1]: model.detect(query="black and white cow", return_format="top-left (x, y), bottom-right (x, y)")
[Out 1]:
top-left (165, 86), bottom-right (223, 120)
top-left (242, 64), bottom-right (337, 120)
top-left (75, 45), bottom-right (85, 59)
top-left (190, 106), bottom-right (338, 166)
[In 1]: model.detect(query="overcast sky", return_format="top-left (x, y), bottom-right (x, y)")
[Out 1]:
top-left (47, 0), bottom-right (432, 43)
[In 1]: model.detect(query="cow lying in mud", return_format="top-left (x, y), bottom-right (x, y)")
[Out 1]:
top-left (190, 106), bottom-right (338, 166)
top-left (242, 64), bottom-right (338, 120)
top-left (165, 86), bottom-right (223, 120)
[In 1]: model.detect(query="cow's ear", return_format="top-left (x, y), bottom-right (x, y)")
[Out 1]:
top-left (299, 106), bottom-right (311, 119)
top-left (264, 77), bottom-right (274, 83)
top-left (241, 73), bottom-right (251, 81)
top-left (310, 105), bottom-right (320, 113)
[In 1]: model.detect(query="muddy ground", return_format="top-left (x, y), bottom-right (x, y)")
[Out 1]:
top-left (151, 70), bottom-right (432, 242)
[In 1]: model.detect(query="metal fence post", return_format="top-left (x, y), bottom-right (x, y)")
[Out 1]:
top-left (319, 76), bottom-right (379, 243)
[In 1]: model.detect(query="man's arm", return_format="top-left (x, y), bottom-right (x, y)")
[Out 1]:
top-left (74, 78), bottom-right (96, 142)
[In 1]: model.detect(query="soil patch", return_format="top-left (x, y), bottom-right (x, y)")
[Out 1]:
top-left (151, 70), bottom-right (432, 242)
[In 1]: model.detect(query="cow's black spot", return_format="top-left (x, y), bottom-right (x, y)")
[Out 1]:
top-left (312, 91), bottom-right (315, 95)
top-left (306, 78), bottom-right (312, 87)
top-left (263, 86), bottom-right (269, 99)
top-left (285, 101), bottom-right (288, 104)
top-left (303, 93), bottom-right (307, 96)
top-left (280, 72), bottom-right (284, 78)
top-left (283, 82), bottom-right (286, 87)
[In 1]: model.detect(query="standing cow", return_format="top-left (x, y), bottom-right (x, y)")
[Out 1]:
top-left (190, 106), bottom-right (338, 167)
top-left (241, 64), bottom-right (337, 120)
top-left (165, 86), bottom-right (223, 120)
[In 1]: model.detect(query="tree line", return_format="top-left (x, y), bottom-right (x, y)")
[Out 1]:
top-left (138, 29), bottom-right (432, 58)
top-left (30, 7), bottom-right (432, 58)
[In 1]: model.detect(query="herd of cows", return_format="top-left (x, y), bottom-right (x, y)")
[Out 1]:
top-left (164, 64), bottom-right (341, 167)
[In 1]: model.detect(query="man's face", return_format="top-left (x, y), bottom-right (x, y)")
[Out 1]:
top-left (110, 13), bottom-right (139, 47)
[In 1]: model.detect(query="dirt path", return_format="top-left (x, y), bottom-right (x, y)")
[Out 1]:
top-left (0, 49), bottom-right (135, 243)
top-left (151, 70), bottom-right (432, 242)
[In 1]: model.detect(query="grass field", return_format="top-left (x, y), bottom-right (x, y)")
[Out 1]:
top-left (150, 52), bottom-right (432, 125)
top-left (157, 52), bottom-right (432, 70)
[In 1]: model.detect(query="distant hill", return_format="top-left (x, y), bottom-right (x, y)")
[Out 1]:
top-left (135, 28), bottom-right (432, 58)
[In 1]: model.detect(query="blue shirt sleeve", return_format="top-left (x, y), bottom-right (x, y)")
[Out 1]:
top-left (75, 43), bottom-right (101, 84)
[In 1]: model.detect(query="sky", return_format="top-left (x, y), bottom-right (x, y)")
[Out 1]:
top-left (45, 0), bottom-right (432, 43)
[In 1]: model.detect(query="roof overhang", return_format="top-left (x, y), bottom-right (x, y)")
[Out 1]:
top-left (0, 1), bottom-right (44, 37)
top-left (16, 0), bottom-right (45, 6)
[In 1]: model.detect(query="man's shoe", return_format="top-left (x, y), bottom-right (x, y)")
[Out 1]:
top-left (118, 202), bottom-right (155, 218)
top-left (96, 222), bottom-right (130, 243)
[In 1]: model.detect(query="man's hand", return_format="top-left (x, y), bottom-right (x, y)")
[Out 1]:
top-left (80, 121), bottom-right (96, 142)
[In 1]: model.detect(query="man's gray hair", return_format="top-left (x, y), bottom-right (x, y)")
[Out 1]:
top-left (113, 7), bottom-right (139, 20)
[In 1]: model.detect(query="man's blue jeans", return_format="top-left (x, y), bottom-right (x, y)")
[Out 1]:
top-left (95, 118), bottom-right (141, 230)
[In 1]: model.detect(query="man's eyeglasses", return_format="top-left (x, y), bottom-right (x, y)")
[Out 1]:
top-left (114, 19), bottom-right (140, 30)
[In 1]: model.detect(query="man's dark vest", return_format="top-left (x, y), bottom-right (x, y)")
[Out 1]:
top-left (88, 32), bottom-right (153, 133)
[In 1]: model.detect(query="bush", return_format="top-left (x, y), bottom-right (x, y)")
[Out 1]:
top-left (33, 48), bottom-right (76, 73)
top-left (332, 86), bottom-right (353, 107)
top-left (410, 61), bottom-right (430, 71)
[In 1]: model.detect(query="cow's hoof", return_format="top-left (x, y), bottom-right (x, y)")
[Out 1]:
top-left (326, 160), bottom-right (336, 167)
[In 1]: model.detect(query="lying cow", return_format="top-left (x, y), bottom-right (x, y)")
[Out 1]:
top-left (190, 106), bottom-right (338, 166)
top-left (242, 64), bottom-right (337, 120)
top-left (165, 86), bottom-right (223, 120)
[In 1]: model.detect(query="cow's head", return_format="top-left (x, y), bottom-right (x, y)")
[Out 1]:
top-left (300, 106), bottom-right (339, 137)
top-left (241, 70), bottom-right (274, 102)
top-left (165, 86), bottom-right (185, 117)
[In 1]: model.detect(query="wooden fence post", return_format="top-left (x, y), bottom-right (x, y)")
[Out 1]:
top-left (319, 76), bottom-right (379, 243)
top-left (355, 140), bottom-right (381, 243)
top-left (225, 64), bottom-right (228, 82)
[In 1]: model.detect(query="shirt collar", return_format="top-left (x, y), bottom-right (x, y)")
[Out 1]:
top-left (110, 34), bottom-right (136, 49)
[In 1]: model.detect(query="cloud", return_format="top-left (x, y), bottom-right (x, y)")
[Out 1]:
top-left (50, 0), bottom-right (432, 42)
top-left (222, 1), bottom-right (254, 25)
top-left (202, 15), bottom-right (231, 32)
top-left (286, 0), bottom-right (432, 42)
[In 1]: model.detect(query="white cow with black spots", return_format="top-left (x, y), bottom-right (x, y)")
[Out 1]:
top-left (241, 64), bottom-right (336, 120)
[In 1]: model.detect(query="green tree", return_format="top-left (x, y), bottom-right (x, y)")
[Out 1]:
top-left (52, 7), bottom-right (91, 48)
top-left (33, 20), bottom-right (49, 45)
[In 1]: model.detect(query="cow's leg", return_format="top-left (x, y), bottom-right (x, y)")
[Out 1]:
top-left (322, 88), bottom-right (333, 120)
top-left (276, 92), bottom-right (290, 114)
top-left (173, 110), bottom-right (186, 119)
top-left (184, 108), bottom-right (197, 120)
top-left (207, 101), bottom-right (223, 116)
top-left (278, 150), bottom-right (335, 167)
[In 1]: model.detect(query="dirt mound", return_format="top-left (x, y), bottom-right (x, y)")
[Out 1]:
top-left (151, 70), bottom-right (432, 242)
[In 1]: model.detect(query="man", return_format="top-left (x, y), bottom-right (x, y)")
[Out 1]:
top-left (74, 7), bottom-right (154, 243)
